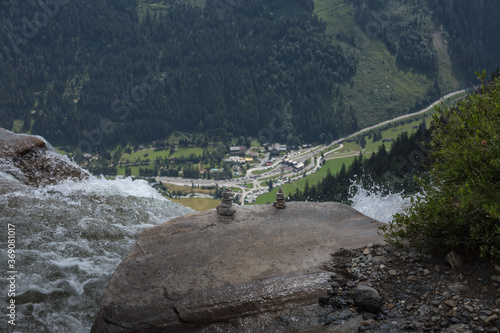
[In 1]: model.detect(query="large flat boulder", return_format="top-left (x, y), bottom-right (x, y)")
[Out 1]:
top-left (0, 128), bottom-right (89, 186)
top-left (92, 202), bottom-right (385, 332)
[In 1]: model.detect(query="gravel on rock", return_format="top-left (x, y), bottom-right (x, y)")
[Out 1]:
top-left (318, 245), bottom-right (500, 332)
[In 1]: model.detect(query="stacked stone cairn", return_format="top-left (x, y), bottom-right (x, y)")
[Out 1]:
top-left (216, 188), bottom-right (236, 216)
top-left (274, 187), bottom-right (286, 209)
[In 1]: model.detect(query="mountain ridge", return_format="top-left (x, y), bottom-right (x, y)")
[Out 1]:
top-left (0, 0), bottom-right (498, 150)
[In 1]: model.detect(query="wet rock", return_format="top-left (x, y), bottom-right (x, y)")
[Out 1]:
top-left (0, 128), bottom-right (46, 158)
top-left (174, 273), bottom-right (331, 324)
top-left (0, 128), bottom-right (89, 186)
top-left (353, 286), bottom-right (382, 313)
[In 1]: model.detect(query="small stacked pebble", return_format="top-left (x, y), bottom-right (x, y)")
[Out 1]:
top-left (318, 244), bottom-right (500, 332)
top-left (216, 188), bottom-right (236, 216)
top-left (274, 187), bottom-right (286, 209)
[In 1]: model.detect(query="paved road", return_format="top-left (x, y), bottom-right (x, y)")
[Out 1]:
top-left (156, 89), bottom-right (469, 204)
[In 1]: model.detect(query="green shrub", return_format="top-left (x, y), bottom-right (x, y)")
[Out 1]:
top-left (381, 73), bottom-right (500, 259)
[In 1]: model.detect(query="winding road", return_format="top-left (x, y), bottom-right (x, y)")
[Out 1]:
top-left (156, 89), bottom-right (468, 204)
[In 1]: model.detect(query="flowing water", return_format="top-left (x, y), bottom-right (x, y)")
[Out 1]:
top-left (0, 173), bottom-right (193, 332)
top-left (349, 182), bottom-right (414, 223)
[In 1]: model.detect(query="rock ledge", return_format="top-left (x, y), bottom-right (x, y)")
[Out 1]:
top-left (92, 202), bottom-right (385, 332)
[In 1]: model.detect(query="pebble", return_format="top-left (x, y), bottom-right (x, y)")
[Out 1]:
top-left (321, 244), bottom-right (500, 332)
top-left (445, 299), bottom-right (457, 307)
top-left (363, 248), bottom-right (373, 255)
top-left (363, 313), bottom-right (377, 320)
top-left (409, 250), bottom-right (419, 258)
top-left (484, 314), bottom-right (498, 324)
top-left (353, 286), bottom-right (382, 313)
top-left (446, 251), bottom-right (463, 269)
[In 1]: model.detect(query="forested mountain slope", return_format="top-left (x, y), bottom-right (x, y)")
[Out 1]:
top-left (0, 0), bottom-right (498, 151)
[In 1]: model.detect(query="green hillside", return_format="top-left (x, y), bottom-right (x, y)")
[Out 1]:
top-left (0, 0), bottom-right (498, 153)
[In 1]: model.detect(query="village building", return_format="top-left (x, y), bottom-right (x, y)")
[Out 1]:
top-left (269, 143), bottom-right (281, 156)
top-left (229, 146), bottom-right (247, 155)
top-left (293, 162), bottom-right (305, 171)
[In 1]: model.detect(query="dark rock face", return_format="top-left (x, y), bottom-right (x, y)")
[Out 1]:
top-left (0, 128), bottom-right (89, 186)
top-left (353, 286), bottom-right (382, 313)
top-left (91, 202), bottom-right (385, 332)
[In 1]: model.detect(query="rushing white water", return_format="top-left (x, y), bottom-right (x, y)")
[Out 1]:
top-left (0, 174), bottom-right (193, 332)
top-left (349, 183), bottom-right (414, 223)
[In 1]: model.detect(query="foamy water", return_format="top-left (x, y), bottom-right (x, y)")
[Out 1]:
top-left (0, 175), bottom-right (192, 332)
top-left (349, 183), bottom-right (414, 223)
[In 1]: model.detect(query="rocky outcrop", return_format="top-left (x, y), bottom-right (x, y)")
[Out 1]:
top-left (324, 245), bottom-right (500, 332)
top-left (0, 128), bottom-right (89, 186)
top-left (92, 202), bottom-right (385, 332)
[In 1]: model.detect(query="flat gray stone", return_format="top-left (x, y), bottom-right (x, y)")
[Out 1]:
top-left (92, 202), bottom-right (385, 332)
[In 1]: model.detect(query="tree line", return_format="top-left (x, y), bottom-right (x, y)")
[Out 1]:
top-left (0, 0), bottom-right (356, 149)
top-left (288, 123), bottom-right (431, 203)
